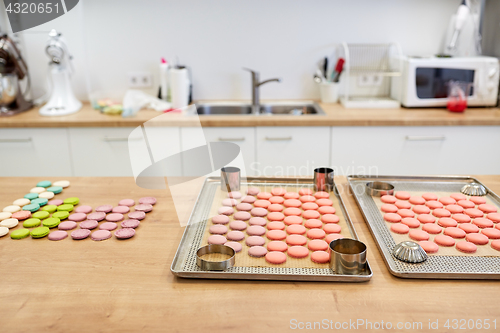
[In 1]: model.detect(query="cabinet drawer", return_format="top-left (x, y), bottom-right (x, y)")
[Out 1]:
top-left (256, 127), bottom-right (330, 176)
top-left (181, 127), bottom-right (256, 177)
top-left (331, 126), bottom-right (500, 175)
top-left (0, 128), bottom-right (72, 177)
top-left (69, 127), bottom-right (137, 176)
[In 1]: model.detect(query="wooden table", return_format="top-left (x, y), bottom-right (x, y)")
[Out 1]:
top-left (1, 176), bottom-right (499, 332)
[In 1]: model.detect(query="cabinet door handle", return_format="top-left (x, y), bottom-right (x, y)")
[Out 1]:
top-left (0, 137), bottom-right (32, 143)
top-left (265, 136), bottom-right (292, 141)
top-left (405, 136), bottom-right (446, 141)
top-left (218, 137), bottom-right (245, 142)
top-left (102, 136), bottom-right (142, 142)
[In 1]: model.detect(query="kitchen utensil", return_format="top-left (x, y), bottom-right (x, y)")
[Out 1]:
top-left (221, 166), bottom-right (240, 192)
top-left (348, 174), bottom-right (500, 279)
top-left (392, 241), bottom-right (428, 263)
top-left (39, 29), bottom-right (82, 116)
top-left (0, 34), bottom-right (32, 116)
top-left (329, 238), bottom-right (367, 275)
top-left (331, 58), bottom-right (345, 82)
top-left (171, 176), bottom-right (372, 282)
top-left (314, 167), bottom-right (334, 192)
top-left (461, 182), bottom-right (487, 196)
top-left (365, 181), bottom-right (395, 197)
top-left (196, 244), bottom-right (236, 271)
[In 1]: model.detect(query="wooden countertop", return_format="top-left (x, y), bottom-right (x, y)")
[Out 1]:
top-left (1, 176), bottom-right (499, 332)
top-left (1, 102), bottom-right (500, 128)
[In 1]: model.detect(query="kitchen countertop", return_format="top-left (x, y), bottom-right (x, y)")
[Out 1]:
top-left (1, 176), bottom-right (499, 332)
top-left (1, 102), bottom-right (500, 128)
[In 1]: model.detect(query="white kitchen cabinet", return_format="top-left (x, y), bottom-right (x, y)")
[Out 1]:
top-left (0, 128), bottom-right (72, 177)
top-left (181, 127), bottom-right (256, 177)
top-left (256, 126), bottom-right (330, 176)
top-left (68, 127), bottom-right (138, 176)
top-left (330, 126), bottom-right (500, 175)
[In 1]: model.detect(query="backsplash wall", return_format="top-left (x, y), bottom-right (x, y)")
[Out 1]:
top-left (2, 0), bottom-right (462, 101)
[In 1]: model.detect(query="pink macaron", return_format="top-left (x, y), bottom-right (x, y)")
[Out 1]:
top-left (118, 199), bottom-right (136, 207)
top-left (71, 229), bottom-right (91, 240)
top-left (95, 205), bottom-right (113, 213)
top-left (139, 197), bottom-right (157, 205)
top-left (112, 206), bottom-right (130, 214)
top-left (48, 230), bottom-right (68, 241)
top-left (74, 205), bottom-right (93, 214)
top-left (134, 204), bottom-right (153, 213)
top-left (99, 222), bottom-right (118, 231)
top-left (115, 228), bottom-right (136, 239)
top-left (91, 230), bottom-right (112, 241)
top-left (105, 213), bottom-right (124, 222)
top-left (128, 211), bottom-right (146, 220)
top-left (68, 213), bottom-right (87, 222)
top-left (121, 219), bottom-right (140, 228)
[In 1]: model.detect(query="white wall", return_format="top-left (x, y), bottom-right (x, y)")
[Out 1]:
top-left (4, 0), bottom-right (462, 101)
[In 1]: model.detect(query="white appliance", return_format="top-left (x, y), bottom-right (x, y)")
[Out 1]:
top-left (39, 29), bottom-right (81, 116)
top-left (391, 56), bottom-right (499, 108)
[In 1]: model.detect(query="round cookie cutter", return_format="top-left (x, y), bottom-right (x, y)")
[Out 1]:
top-left (329, 238), bottom-right (367, 275)
top-left (221, 166), bottom-right (240, 192)
top-left (365, 181), bottom-right (394, 197)
top-left (314, 167), bottom-right (334, 192)
top-left (196, 244), bottom-right (235, 271)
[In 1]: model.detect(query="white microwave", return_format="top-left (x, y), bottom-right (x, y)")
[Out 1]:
top-left (391, 56), bottom-right (499, 107)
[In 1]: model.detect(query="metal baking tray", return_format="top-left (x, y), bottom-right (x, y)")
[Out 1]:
top-left (348, 175), bottom-right (500, 280)
top-left (171, 176), bottom-right (372, 282)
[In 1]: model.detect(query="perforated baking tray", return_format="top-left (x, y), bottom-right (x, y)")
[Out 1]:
top-left (171, 177), bottom-right (372, 282)
top-left (347, 175), bottom-right (500, 280)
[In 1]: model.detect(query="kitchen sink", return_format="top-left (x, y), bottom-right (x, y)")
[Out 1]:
top-left (195, 101), bottom-right (325, 116)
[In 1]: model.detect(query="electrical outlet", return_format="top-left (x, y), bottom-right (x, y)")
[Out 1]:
top-left (357, 74), bottom-right (383, 87)
top-left (128, 72), bottom-right (153, 88)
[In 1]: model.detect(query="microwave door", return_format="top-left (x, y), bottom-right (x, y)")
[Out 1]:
top-left (415, 67), bottom-right (475, 102)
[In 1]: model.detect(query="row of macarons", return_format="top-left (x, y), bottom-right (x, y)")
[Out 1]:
top-left (8, 225), bottom-right (136, 241)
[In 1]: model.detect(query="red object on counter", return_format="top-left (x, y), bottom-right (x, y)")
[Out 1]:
top-left (447, 98), bottom-right (467, 112)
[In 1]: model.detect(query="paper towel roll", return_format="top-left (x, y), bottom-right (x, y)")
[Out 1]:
top-left (170, 67), bottom-right (190, 109)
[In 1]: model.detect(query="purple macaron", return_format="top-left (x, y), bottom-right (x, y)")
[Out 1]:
top-left (99, 222), bottom-right (118, 231)
top-left (134, 204), bottom-right (153, 213)
top-left (87, 212), bottom-right (106, 221)
top-left (115, 228), bottom-right (135, 239)
top-left (95, 205), bottom-right (113, 213)
top-left (71, 229), bottom-right (91, 240)
top-left (79, 220), bottom-right (99, 230)
top-left (128, 211), bottom-right (146, 220)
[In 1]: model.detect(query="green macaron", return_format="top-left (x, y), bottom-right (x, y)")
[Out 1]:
top-left (22, 203), bottom-right (40, 212)
top-left (31, 226), bottom-right (50, 238)
top-left (56, 204), bottom-right (73, 212)
top-left (52, 211), bottom-right (69, 220)
top-left (46, 186), bottom-right (63, 194)
top-left (42, 217), bottom-right (60, 228)
top-left (63, 197), bottom-right (79, 205)
top-left (41, 205), bottom-right (57, 213)
top-left (24, 193), bottom-right (38, 200)
top-left (37, 180), bottom-right (52, 188)
top-left (11, 228), bottom-right (30, 239)
top-left (23, 218), bottom-right (41, 228)
top-left (31, 198), bottom-right (48, 207)
top-left (32, 211), bottom-right (50, 219)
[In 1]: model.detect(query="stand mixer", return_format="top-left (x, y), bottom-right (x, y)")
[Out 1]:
top-left (0, 35), bottom-right (33, 116)
top-left (39, 29), bottom-right (81, 116)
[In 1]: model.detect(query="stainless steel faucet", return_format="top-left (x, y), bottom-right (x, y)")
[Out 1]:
top-left (243, 68), bottom-right (281, 114)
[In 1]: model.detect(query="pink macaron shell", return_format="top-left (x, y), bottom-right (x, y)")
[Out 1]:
top-left (48, 199), bottom-right (63, 206)
top-left (48, 230), bottom-right (68, 241)
top-left (457, 200), bottom-right (475, 209)
top-left (248, 217), bottom-right (267, 226)
top-left (380, 195), bottom-right (397, 204)
top-left (236, 203), bottom-right (253, 211)
top-left (401, 217), bottom-right (420, 228)
top-left (434, 234), bottom-right (455, 247)
top-left (458, 223), bottom-right (480, 234)
top-left (219, 206), bottom-right (235, 216)
top-left (134, 204), bottom-right (153, 213)
top-left (121, 219), bottom-right (140, 229)
top-left (395, 200), bottom-right (412, 209)
top-left (419, 241), bottom-right (439, 254)
top-left (128, 211), bottom-right (146, 220)
top-left (99, 222), bottom-right (118, 231)
top-left (71, 229), bottom-right (91, 240)
top-left (241, 196), bottom-right (256, 204)
top-left (138, 197), bottom-right (157, 205)
top-left (115, 228), bottom-right (136, 239)
top-left (91, 230), bottom-right (112, 241)
top-left (381, 204), bottom-right (398, 213)
top-left (487, 213), bottom-right (500, 223)
top-left (68, 213), bottom-right (87, 222)
top-left (227, 191), bottom-right (242, 199)
top-left (438, 218), bottom-right (458, 228)
top-left (456, 241), bottom-right (477, 253)
top-left (106, 213), bottom-right (124, 222)
top-left (446, 204), bottom-right (463, 214)
top-left (395, 191), bottom-right (411, 200)
top-left (418, 214), bottom-right (436, 224)
top-left (444, 227), bottom-right (466, 239)
top-left (207, 235), bottom-right (227, 245)
top-left (11, 211), bottom-right (31, 221)
top-left (229, 220), bottom-right (247, 231)
top-left (224, 241), bottom-right (242, 253)
top-left (245, 236), bottom-right (265, 247)
top-left (450, 193), bottom-right (467, 201)
top-left (422, 193), bottom-right (438, 201)
top-left (226, 230), bottom-right (245, 241)
top-left (112, 206), bottom-right (130, 214)
top-left (58, 221), bottom-right (77, 230)
top-left (409, 229), bottom-right (430, 241)
top-left (248, 246), bottom-right (268, 258)
top-left (87, 212), bottom-right (106, 221)
top-left (284, 192), bottom-right (300, 199)
top-left (482, 228), bottom-right (500, 239)
top-left (390, 223), bottom-right (410, 234)
top-left (74, 205), bottom-right (93, 214)
top-left (234, 211), bottom-right (251, 221)
top-left (478, 204), bottom-right (498, 213)
top-left (95, 205), bottom-right (113, 213)
top-left (79, 220), bottom-right (99, 230)
top-left (452, 213), bottom-right (471, 223)
top-left (409, 196), bottom-right (425, 205)
top-left (439, 197), bottom-right (457, 205)
top-left (422, 223), bottom-right (442, 234)
top-left (209, 224), bottom-right (228, 235)
top-left (118, 199), bottom-right (135, 207)
top-left (425, 201), bottom-right (443, 209)
top-left (246, 187), bottom-right (260, 196)
top-left (469, 196), bottom-right (487, 205)
top-left (212, 215), bottom-right (230, 224)
top-left (473, 218), bottom-right (494, 229)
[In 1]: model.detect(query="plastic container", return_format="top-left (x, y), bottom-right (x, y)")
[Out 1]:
top-left (319, 82), bottom-right (339, 103)
top-left (88, 90), bottom-right (124, 114)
